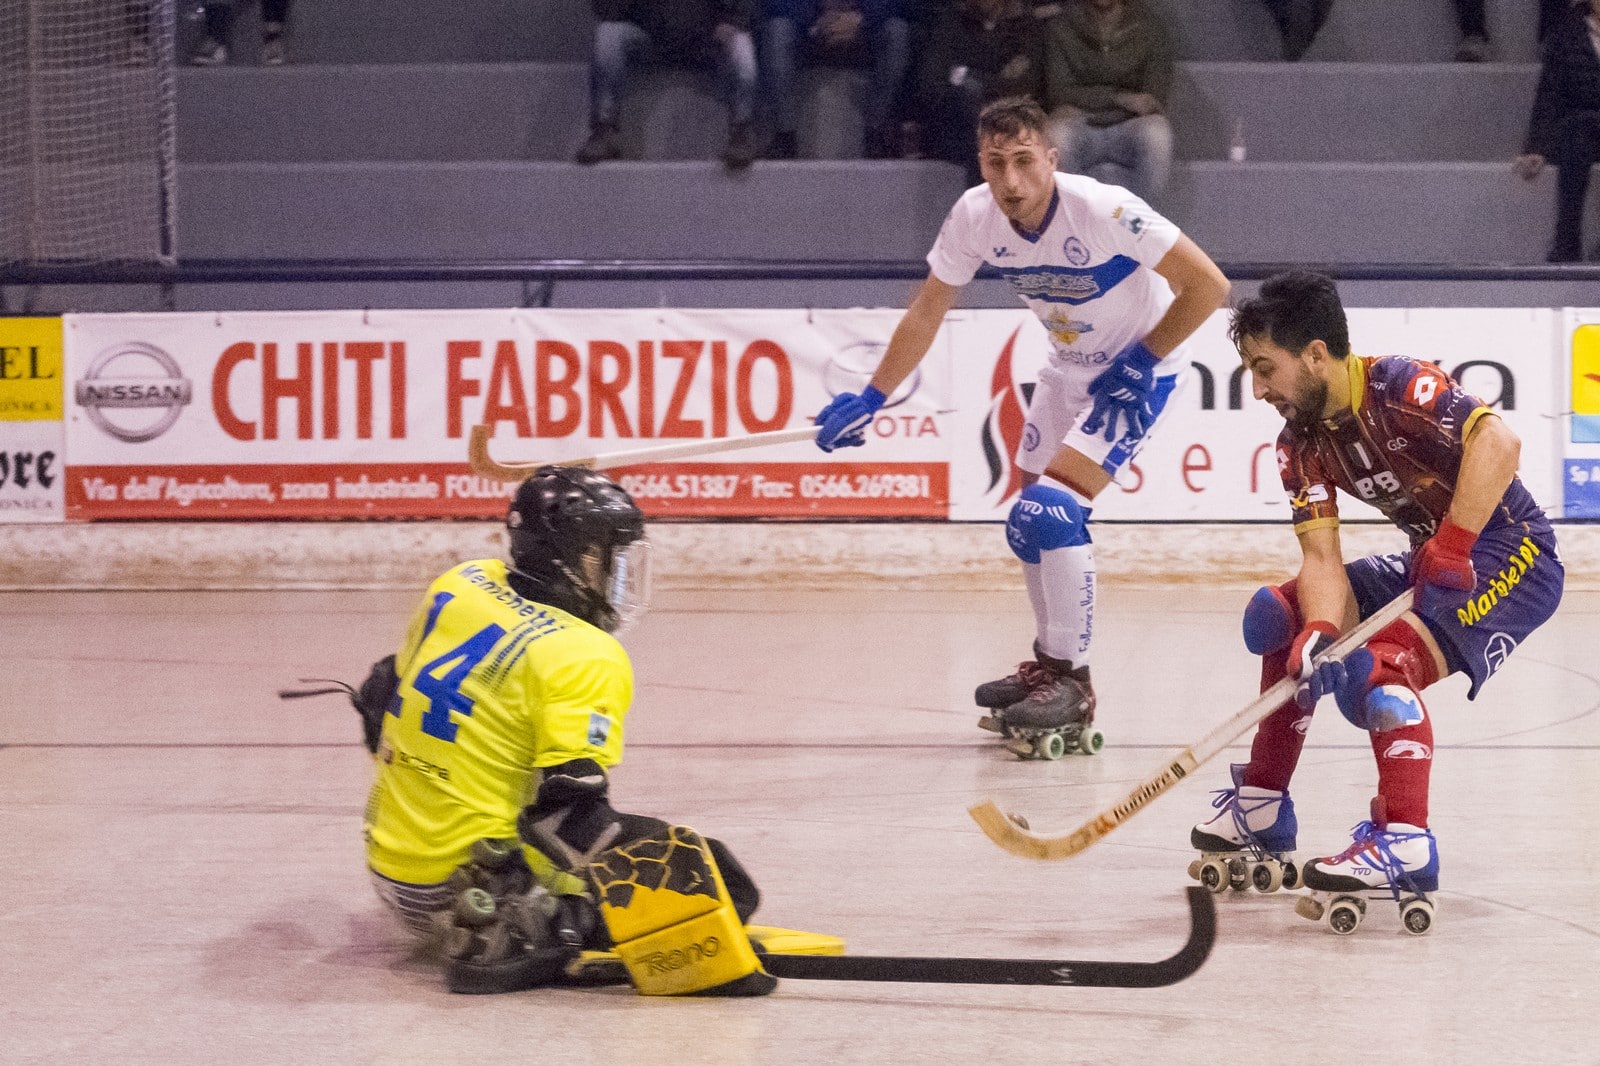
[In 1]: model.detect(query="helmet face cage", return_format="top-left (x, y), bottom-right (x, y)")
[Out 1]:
top-left (507, 466), bottom-right (649, 632)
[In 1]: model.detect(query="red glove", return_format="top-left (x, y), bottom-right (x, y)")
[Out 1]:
top-left (1412, 517), bottom-right (1478, 597)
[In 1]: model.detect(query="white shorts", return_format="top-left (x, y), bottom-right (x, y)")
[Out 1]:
top-left (1014, 360), bottom-right (1188, 478)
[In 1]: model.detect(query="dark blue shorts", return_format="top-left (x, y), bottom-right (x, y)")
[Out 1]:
top-left (1345, 521), bottom-right (1564, 699)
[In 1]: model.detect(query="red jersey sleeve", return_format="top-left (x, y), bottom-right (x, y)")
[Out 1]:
top-left (1276, 427), bottom-right (1339, 533)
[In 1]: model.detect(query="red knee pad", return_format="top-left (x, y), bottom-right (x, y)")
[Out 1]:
top-left (1365, 620), bottom-right (1441, 693)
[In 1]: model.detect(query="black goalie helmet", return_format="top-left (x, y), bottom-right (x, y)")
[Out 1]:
top-left (506, 465), bottom-right (650, 633)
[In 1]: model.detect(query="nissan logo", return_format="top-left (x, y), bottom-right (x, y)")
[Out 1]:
top-left (74, 341), bottom-right (193, 443)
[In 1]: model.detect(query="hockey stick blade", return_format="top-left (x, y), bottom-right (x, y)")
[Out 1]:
top-left (970, 590), bottom-right (1415, 861)
top-left (467, 423), bottom-right (822, 481)
top-left (761, 887), bottom-right (1213, 987)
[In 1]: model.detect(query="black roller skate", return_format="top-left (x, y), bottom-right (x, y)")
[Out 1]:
top-left (976, 645), bottom-right (1102, 760)
top-left (1188, 763), bottom-right (1300, 893)
top-left (1294, 797), bottom-right (1439, 935)
top-left (442, 837), bottom-right (576, 994)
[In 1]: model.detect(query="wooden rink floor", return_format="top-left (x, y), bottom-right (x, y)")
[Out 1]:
top-left (6, 584), bottom-right (1599, 1065)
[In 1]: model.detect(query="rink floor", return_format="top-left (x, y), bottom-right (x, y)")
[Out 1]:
top-left (6, 584), bottom-right (1598, 1064)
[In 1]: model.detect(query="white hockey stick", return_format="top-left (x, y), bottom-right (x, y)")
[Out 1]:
top-left (467, 423), bottom-right (822, 481)
top-left (969, 589), bottom-right (1416, 861)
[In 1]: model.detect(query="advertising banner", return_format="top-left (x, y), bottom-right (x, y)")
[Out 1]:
top-left (63, 309), bottom-right (951, 520)
top-left (1562, 310), bottom-right (1600, 518)
top-left (62, 306), bottom-right (1560, 522)
top-left (0, 317), bottom-right (66, 523)
top-left (948, 307), bottom-right (1557, 522)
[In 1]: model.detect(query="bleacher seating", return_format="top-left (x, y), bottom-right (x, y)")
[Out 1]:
top-left (174, 0), bottom-right (1581, 267)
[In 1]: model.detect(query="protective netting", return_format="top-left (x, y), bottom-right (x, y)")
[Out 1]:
top-left (0, 0), bottom-right (177, 265)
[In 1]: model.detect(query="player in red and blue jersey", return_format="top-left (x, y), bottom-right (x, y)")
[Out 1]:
top-left (1190, 271), bottom-right (1563, 930)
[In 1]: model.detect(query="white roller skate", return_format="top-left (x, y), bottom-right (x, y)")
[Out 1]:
top-left (1294, 798), bottom-right (1439, 936)
top-left (1188, 763), bottom-right (1300, 894)
top-left (976, 647), bottom-right (1101, 760)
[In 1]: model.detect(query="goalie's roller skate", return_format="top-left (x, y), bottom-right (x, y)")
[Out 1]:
top-left (976, 646), bottom-right (1101, 760)
top-left (1294, 797), bottom-right (1439, 936)
top-left (1187, 763), bottom-right (1301, 894)
top-left (442, 837), bottom-right (576, 993)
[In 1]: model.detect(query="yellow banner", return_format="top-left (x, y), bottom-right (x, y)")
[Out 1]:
top-left (0, 317), bottom-right (64, 421)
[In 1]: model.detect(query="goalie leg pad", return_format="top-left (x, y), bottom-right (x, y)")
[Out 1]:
top-left (589, 825), bottom-right (775, 997)
top-left (1005, 482), bottom-right (1090, 565)
top-left (1242, 583), bottom-right (1300, 656)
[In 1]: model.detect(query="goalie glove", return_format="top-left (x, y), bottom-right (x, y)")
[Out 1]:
top-left (353, 654), bottom-right (400, 753)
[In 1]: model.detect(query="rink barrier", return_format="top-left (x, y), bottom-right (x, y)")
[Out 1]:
top-left (2, 521), bottom-right (1595, 591)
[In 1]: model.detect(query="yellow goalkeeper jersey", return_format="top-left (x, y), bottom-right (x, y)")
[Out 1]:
top-left (363, 559), bottom-right (633, 885)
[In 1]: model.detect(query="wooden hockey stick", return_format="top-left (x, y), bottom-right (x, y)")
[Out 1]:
top-left (762, 887), bottom-right (1212, 987)
top-left (467, 423), bottom-right (822, 481)
top-left (969, 590), bottom-right (1416, 861)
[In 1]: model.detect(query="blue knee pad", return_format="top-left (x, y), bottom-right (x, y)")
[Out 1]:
top-left (1005, 484), bottom-right (1090, 564)
top-left (1242, 585), bottom-right (1298, 655)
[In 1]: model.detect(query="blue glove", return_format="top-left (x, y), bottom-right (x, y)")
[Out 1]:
top-left (1288, 621), bottom-right (1343, 711)
top-left (1083, 340), bottom-right (1161, 443)
top-left (814, 385), bottom-right (886, 452)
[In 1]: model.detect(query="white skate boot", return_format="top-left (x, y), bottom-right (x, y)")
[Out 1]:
top-left (1295, 797), bottom-right (1440, 935)
top-left (1188, 763), bottom-right (1300, 893)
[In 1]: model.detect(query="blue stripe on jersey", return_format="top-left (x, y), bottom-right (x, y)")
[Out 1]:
top-left (992, 255), bottom-right (1140, 305)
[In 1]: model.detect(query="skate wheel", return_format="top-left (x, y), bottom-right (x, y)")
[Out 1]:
top-left (1186, 859), bottom-right (1202, 882)
top-left (1295, 896), bottom-right (1324, 922)
top-left (471, 838), bottom-right (519, 869)
top-left (1035, 732), bottom-right (1067, 761)
top-left (1281, 861), bottom-right (1301, 891)
top-left (1400, 898), bottom-right (1435, 936)
top-left (1007, 811), bottom-right (1030, 831)
top-left (1198, 859), bottom-right (1229, 894)
top-left (455, 887), bottom-right (498, 927)
top-left (977, 714), bottom-right (1003, 734)
top-left (1251, 862), bottom-right (1283, 894)
top-left (1226, 857), bottom-right (1249, 892)
top-left (1077, 728), bottom-right (1104, 756)
top-left (1327, 897), bottom-right (1364, 935)
top-left (1004, 737), bottom-right (1035, 759)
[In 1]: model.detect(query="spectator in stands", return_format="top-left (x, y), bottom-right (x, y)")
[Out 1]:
top-left (1516, 0), bottom-right (1600, 262)
top-left (189, 0), bottom-right (291, 66)
top-left (1452, 0), bottom-right (1491, 61)
top-left (1040, 0), bottom-right (1173, 205)
top-left (914, 0), bottom-right (1045, 185)
top-left (1258, 0), bottom-right (1331, 61)
top-left (759, 1), bottom-right (914, 160)
top-left (576, 0), bottom-right (760, 171)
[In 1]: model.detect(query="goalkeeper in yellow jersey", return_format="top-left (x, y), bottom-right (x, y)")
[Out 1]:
top-left (353, 466), bottom-right (773, 996)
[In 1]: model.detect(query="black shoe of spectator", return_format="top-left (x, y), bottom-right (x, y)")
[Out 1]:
top-left (1454, 33), bottom-right (1490, 62)
top-left (575, 124), bottom-right (623, 165)
top-left (723, 123), bottom-right (758, 171)
top-left (863, 125), bottom-right (895, 160)
top-left (1546, 242), bottom-right (1583, 264)
top-left (766, 131), bottom-right (799, 160)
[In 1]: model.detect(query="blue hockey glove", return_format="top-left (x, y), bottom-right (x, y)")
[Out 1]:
top-left (814, 385), bottom-right (887, 452)
top-left (1083, 340), bottom-right (1160, 443)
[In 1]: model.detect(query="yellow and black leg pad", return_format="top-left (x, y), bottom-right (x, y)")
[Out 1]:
top-left (588, 825), bottom-right (776, 997)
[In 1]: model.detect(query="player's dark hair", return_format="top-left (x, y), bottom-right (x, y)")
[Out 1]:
top-left (1229, 270), bottom-right (1351, 360)
top-left (977, 96), bottom-right (1050, 145)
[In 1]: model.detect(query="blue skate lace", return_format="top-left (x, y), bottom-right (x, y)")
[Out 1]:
top-left (1326, 821), bottom-right (1431, 900)
top-left (1207, 786), bottom-right (1274, 847)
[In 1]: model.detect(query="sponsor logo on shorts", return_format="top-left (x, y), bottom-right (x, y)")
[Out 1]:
top-left (1456, 536), bottom-right (1543, 627)
top-left (1483, 632), bottom-right (1517, 677)
top-left (1382, 740), bottom-right (1432, 760)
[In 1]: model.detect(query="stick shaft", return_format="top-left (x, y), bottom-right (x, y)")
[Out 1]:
top-left (970, 589), bottom-right (1416, 861)
top-left (468, 423), bottom-right (820, 480)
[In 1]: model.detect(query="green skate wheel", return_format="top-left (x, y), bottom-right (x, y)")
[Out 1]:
top-left (1036, 732), bottom-right (1067, 760)
top-left (471, 837), bottom-right (519, 869)
top-left (1400, 898), bottom-right (1434, 935)
top-left (455, 887), bottom-right (498, 927)
top-left (1077, 728), bottom-right (1104, 755)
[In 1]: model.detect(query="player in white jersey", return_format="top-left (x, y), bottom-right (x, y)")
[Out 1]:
top-left (815, 96), bottom-right (1229, 752)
